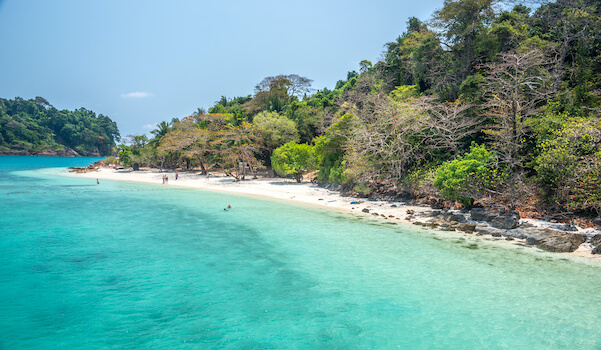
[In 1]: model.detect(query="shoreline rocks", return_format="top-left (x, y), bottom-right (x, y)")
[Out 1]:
top-left (408, 207), bottom-right (600, 254)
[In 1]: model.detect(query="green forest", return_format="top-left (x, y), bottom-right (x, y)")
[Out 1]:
top-left (123, 0), bottom-right (598, 217)
top-left (0, 97), bottom-right (120, 156)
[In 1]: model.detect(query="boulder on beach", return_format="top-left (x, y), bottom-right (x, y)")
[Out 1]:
top-left (526, 229), bottom-right (587, 253)
top-left (470, 208), bottom-right (520, 229)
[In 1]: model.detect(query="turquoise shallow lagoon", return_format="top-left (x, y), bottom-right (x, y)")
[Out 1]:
top-left (2, 156), bottom-right (601, 349)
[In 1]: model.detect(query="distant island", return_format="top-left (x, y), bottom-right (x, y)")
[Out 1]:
top-left (0, 96), bottom-right (119, 156)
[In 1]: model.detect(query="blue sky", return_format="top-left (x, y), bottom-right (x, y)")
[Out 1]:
top-left (0, 0), bottom-right (442, 137)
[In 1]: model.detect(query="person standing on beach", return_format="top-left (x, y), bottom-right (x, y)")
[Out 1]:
top-left (175, 172), bottom-right (178, 180)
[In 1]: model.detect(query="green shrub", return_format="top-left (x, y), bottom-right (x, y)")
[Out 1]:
top-left (433, 143), bottom-right (501, 206)
top-left (271, 142), bottom-right (316, 182)
top-left (354, 182), bottom-right (371, 197)
top-left (102, 156), bottom-right (118, 164)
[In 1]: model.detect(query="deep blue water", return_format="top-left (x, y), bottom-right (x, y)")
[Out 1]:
top-left (2, 156), bottom-right (601, 349)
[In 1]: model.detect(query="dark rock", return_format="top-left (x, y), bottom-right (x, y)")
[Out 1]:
top-left (438, 224), bottom-right (455, 231)
top-left (430, 198), bottom-right (445, 209)
top-left (391, 204), bottom-right (397, 208)
top-left (590, 234), bottom-right (601, 254)
top-left (470, 208), bottom-right (497, 222)
top-left (430, 211), bottom-right (466, 223)
top-left (526, 229), bottom-right (587, 253)
top-left (490, 211), bottom-right (520, 229)
top-left (563, 223), bottom-right (578, 232)
top-left (444, 213), bottom-right (467, 223)
top-left (590, 234), bottom-right (601, 246)
top-left (456, 223), bottom-right (476, 232)
top-left (526, 236), bottom-right (538, 245)
top-left (361, 208), bottom-right (370, 213)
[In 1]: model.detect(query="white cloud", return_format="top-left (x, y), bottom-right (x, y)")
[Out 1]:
top-left (121, 91), bottom-right (153, 99)
top-left (142, 123), bottom-right (157, 130)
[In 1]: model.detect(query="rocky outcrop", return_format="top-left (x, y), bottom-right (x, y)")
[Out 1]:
top-left (525, 229), bottom-right (587, 253)
top-left (590, 234), bottom-right (601, 254)
top-left (68, 163), bottom-right (99, 173)
top-left (408, 207), bottom-right (593, 254)
top-left (470, 208), bottom-right (520, 229)
top-left (470, 208), bottom-right (496, 222)
top-left (413, 211), bottom-right (472, 232)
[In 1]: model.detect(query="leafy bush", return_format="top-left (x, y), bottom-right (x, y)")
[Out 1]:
top-left (534, 117), bottom-right (601, 214)
top-left (433, 143), bottom-right (501, 206)
top-left (102, 156), bottom-right (118, 164)
top-left (271, 142), bottom-right (316, 182)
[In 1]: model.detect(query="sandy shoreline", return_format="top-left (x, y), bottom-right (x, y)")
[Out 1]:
top-left (67, 168), bottom-right (433, 220)
top-left (66, 167), bottom-right (601, 262)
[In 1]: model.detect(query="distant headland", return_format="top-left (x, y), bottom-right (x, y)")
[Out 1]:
top-left (0, 96), bottom-right (119, 157)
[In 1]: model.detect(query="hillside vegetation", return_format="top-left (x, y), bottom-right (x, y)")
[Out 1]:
top-left (121, 0), bottom-right (600, 218)
top-left (0, 97), bottom-right (120, 156)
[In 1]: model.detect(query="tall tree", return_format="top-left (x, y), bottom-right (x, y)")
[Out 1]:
top-left (482, 49), bottom-right (558, 169)
top-left (432, 0), bottom-right (498, 97)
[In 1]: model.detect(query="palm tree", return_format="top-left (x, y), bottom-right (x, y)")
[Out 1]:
top-left (150, 121), bottom-right (171, 146)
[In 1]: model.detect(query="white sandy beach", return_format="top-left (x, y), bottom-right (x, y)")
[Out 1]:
top-left (68, 167), bottom-right (601, 261)
top-left (70, 168), bottom-right (431, 221)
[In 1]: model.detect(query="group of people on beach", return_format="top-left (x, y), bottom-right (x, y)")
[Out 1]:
top-left (162, 175), bottom-right (169, 184)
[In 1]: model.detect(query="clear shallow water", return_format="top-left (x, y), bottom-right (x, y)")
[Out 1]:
top-left (2, 156), bottom-right (601, 349)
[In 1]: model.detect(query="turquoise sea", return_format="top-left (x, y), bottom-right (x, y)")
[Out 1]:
top-left (1, 156), bottom-right (601, 349)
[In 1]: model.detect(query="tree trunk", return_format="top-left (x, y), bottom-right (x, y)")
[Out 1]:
top-left (198, 161), bottom-right (206, 175)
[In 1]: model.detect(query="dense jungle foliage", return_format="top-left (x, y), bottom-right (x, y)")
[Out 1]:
top-left (121, 0), bottom-right (601, 217)
top-left (0, 97), bottom-right (120, 156)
